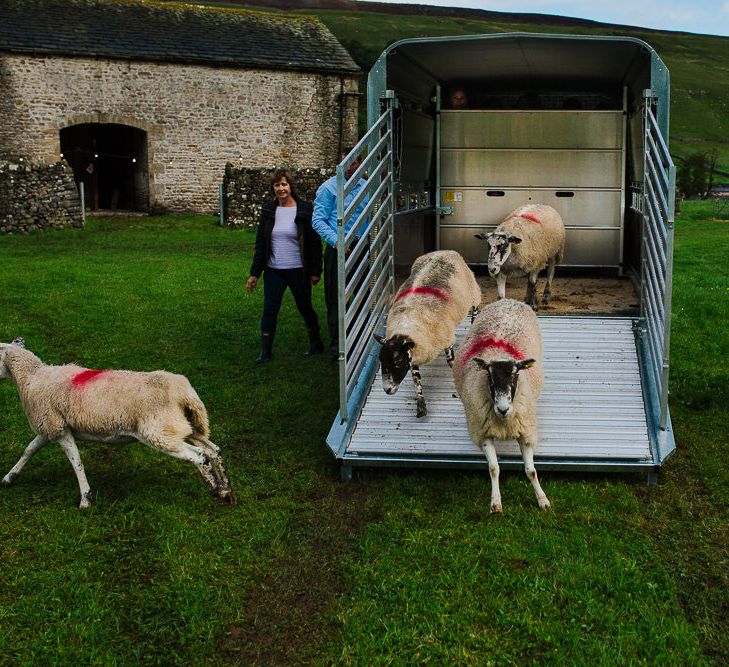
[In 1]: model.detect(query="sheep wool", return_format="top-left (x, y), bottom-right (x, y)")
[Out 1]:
top-left (0, 340), bottom-right (231, 508)
top-left (387, 250), bottom-right (481, 366)
top-left (453, 299), bottom-right (550, 511)
top-left (497, 204), bottom-right (565, 276)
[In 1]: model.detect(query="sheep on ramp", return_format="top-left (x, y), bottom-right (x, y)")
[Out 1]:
top-left (475, 204), bottom-right (565, 310)
top-left (453, 299), bottom-right (550, 512)
top-left (0, 338), bottom-right (232, 508)
top-left (374, 250), bottom-right (481, 418)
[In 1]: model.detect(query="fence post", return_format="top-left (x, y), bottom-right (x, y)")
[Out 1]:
top-left (219, 181), bottom-right (225, 226)
top-left (79, 181), bottom-right (86, 224)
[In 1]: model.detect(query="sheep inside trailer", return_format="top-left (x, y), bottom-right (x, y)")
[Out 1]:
top-left (324, 33), bottom-right (676, 482)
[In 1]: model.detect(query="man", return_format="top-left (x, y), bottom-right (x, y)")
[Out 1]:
top-left (312, 149), bottom-right (368, 360)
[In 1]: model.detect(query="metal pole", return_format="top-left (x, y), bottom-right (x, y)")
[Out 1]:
top-left (79, 181), bottom-right (86, 223)
top-left (336, 161), bottom-right (347, 422)
top-left (219, 182), bottom-right (225, 226)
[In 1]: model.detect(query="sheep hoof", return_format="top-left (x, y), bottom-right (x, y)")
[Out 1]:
top-left (538, 497), bottom-right (551, 510)
top-left (490, 502), bottom-right (503, 514)
top-left (216, 490), bottom-right (234, 504)
top-left (78, 490), bottom-right (93, 509)
top-left (1, 473), bottom-right (15, 487)
top-left (416, 402), bottom-right (427, 418)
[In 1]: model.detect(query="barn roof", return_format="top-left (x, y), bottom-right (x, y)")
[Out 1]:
top-left (0, 0), bottom-right (360, 74)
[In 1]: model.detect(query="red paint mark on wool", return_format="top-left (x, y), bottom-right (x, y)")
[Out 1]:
top-left (507, 212), bottom-right (542, 225)
top-left (460, 337), bottom-right (524, 367)
top-left (71, 369), bottom-right (109, 388)
top-left (393, 286), bottom-right (449, 303)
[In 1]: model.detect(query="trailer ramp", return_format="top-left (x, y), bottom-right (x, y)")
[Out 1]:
top-left (341, 315), bottom-right (659, 475)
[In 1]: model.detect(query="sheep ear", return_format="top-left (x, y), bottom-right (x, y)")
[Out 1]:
top-left (474, 233), bottom-right (488, 240)
top-left (508, 236), bottom-right (522, 245)
top-left (516, 358), bottom-right (535, 371)
top-left (11, 337), bottom-right (25, 348)
top-left (373, 333), bottom-right (387, 345)
top-left (472, 357), bottom-right (489, 370)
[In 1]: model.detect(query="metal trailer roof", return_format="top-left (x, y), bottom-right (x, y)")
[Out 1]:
top-left (331, 315), bottom-right (675, 475)
top-left (368, 32), bottom-right (670, 142)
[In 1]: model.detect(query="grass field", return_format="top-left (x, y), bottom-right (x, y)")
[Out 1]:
top-left (0, 202), bottom-right (727, 664)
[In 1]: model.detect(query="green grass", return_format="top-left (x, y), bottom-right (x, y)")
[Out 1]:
top-left (1, 205), bottom-right (727, 664)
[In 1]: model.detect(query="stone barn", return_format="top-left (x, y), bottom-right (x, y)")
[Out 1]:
top-left (0, 0), bottom-right (360, 216)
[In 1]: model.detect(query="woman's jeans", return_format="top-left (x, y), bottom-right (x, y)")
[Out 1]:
top-left (261, 267), bottom-right (319, 334)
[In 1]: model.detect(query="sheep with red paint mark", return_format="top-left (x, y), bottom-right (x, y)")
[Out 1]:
top-left (474, 203), bottom-right (565, 310)
top-left (374, 250), bottom-right (481, 418)
top-left (453, 299), bottom-right (550, 512)
top-left (0, 338), bottom-right (231, 508)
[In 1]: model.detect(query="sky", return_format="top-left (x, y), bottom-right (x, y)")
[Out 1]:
top-left (371, 1), bottom-right (729, 37)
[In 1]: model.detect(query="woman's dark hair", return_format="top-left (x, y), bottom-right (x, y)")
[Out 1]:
top-left (270, 168), bottom-right (297, 198)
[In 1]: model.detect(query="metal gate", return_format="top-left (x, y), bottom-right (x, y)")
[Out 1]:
top-left (638, 95), bottom-right (676, 461)
top-left (327, 104), bottom-right (396, 457)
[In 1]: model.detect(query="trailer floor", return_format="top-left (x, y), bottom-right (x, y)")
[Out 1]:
top-left (345, 315), bottom-right (654, 471)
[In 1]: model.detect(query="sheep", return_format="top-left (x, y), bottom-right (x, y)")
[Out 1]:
top-left (374, 250), bottom-right (481, 418)
top-left (474, 204), bottom-right (565, 310)
top-left (0, 338), bottom-right (232, 508)
top-left (452, 299), bottom-right (550, 512)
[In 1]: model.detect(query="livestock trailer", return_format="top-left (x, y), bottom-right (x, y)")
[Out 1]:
top-left (325, 33), bottom-right (676, 482)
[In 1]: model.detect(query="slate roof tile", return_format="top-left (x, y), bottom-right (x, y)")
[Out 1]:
top-left (0, 0), bottom-right (360, 74)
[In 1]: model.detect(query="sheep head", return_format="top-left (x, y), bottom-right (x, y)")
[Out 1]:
top-left (472, 357), bottom-right (535, 418)
top-left (0, 338), bottom-right (26, 379)
top-left (474, 231), bottom-right (521, 277)
top-left (373, 333), bottom-right (414, 395)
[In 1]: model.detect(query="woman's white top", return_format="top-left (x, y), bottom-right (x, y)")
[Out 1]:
top-left (268, 205), bottom-right (303, 270)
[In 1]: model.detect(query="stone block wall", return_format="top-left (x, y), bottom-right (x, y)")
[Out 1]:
top-left (0, 159), bottom-right (83, 233)
top-left (0, 53), bottom-right (359, 214)
top-left (224, 164), bottom-right (334, 228)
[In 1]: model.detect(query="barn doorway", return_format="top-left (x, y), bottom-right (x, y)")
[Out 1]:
top-left (60, 123), bottom-right (149, 212)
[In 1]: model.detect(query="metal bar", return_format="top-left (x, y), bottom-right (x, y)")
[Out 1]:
top-left (343, 158), bottom-right (388, 227)
top-left (346, 302), bottom-right (389, 396)
top-left (345, 240), bottom-right (393, 324)
top-left (345, 215), bottom-right (392, 301)
top-left (79, 181), bottom-right (86, 222)
top-left (336, 160), bottom-right (347, 421)
top-left (345, 172), bottom-right (391, 246)
top-left (344, 132), bottom-right (390, 199)
top-left (647, 109), bottom-right (673, 165)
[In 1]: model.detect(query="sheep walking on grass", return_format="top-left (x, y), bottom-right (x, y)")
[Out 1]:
top-left (374, 250), bottom-right (481, 418)
top-left (475, 204), bottom-right (565, 310)
top-left (453, 299), bottom-right (550, 512)
top-left (0, 338), bottom-right (232, 508)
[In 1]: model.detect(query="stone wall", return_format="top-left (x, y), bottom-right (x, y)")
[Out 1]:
top-left (0, 53), bottom-right (359, 214)
top-left (0, 159), bottom-right (83, 233)
top-left (224, 164), bottom-right (335, 228)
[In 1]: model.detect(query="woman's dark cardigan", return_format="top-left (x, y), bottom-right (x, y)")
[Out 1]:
top-left (249, 197), bottom-right (323, 279)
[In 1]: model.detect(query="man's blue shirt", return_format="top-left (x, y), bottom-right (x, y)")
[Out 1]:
top-left (311, 175), bottom-right (368, 248)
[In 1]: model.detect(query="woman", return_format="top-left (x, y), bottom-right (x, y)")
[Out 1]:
top-left (246, 168), bottom-right (324, 364)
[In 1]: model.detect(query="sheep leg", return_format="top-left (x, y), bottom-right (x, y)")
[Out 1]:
top-left (543, 257), bottom-right (556, 305)
top-left (444, 345), bottom-right (455, 368)
top-left (470, 305), bottom-right (480, 323)
top-left (518, 438), bottom-right (550, 510)
top-left (525, 271), bottom-right (539, 310)
top-left (58, 433), bottom-right (93, 509)
top-left (146, 435), bottom-right (223, 499)
top-left (411, 365), bottom-right (427, 418)
top-left (189, 436), bottom-right (232, 501)
top-left (495, 274), bottom-right (507, 300)
top-left (480, 438), bottom-right (502, 513)
top-left (1, 434), bottom-right (50, 486)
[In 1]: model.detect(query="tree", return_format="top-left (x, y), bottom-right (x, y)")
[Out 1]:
top-left (677, 149), bottom-right (719, 199)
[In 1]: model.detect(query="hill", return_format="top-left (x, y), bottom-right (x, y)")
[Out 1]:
top-left (183, 0), bottom-right (729, 183)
